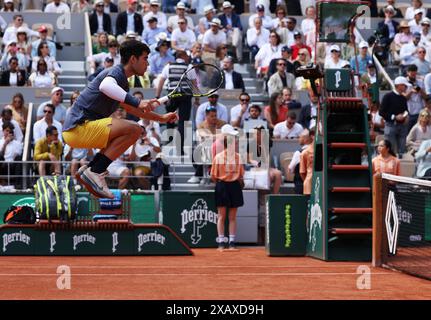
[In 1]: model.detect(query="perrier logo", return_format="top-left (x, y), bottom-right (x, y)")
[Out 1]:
top-left (180, 199), bottom-right (218, 245)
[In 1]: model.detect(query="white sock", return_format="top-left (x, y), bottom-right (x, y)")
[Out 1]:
top-left (217, 235), bottom-right (225, 243)
top-left (229, 235), bottom-right (236, 243)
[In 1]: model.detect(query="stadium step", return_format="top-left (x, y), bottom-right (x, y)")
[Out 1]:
top-left (330, 208), bottom-right (373, 214)
top-left (329, 165), bottom-right (369, 171)
top-left (328, 143), bottom-right (366, 149)
top-left (329, 228), bottom-right (373, 235)
top-left (330, 187), bottom-right (371, 193)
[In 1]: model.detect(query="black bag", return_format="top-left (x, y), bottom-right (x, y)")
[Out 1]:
top-left (3, 206), bottom-right (36, 224)
top-left (34, 176), bottom-right (77, 221)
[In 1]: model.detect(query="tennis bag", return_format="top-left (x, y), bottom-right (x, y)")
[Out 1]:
top-left (34, 176), bottom-right (77, 221)
top-left (3, 206), bottom-right (36, 224)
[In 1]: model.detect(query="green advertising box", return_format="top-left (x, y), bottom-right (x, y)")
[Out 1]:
top-left (324, 69), bottom-right (352, 92)
top-left (266, 195), bottom-right (307, 256)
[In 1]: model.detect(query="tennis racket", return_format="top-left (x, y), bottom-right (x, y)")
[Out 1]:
top-left (157, 63), bottom-right (224, 104)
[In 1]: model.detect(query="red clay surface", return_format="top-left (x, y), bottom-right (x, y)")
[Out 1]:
top-left (1, 247), bottom-right (430, 300)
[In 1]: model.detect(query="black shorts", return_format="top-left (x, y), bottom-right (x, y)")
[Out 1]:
top-left (215, 180), bottom-right (244, 208)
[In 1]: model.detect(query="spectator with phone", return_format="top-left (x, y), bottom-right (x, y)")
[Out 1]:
top-left (405, 64), bottom-right (427, 130)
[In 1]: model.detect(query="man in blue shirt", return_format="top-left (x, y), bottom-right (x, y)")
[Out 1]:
top-left (142, 17), bottom-right (166, 46)
top-left (350, 41), bottom-right (372, 76)
top-left (31, 25), bottom-right (56, 59)
top-left (149, 39), bottom-right (175, 87)
top-left (63, 40), bottom-right (177, 198)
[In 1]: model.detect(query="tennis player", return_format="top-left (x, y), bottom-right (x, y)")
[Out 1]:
top-left (63, 40), bottom-right (177, 199)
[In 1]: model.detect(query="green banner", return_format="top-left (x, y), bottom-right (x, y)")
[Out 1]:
top-left (306, 172), bottom-right (325, 259)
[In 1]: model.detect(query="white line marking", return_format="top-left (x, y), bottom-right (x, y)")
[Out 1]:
top-left (0, 265), bottom-right (370, 269)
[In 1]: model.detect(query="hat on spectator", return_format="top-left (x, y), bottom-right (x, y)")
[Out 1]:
top-left (6, 40), bottom-right (17, 46)
top-left (221, 124), bottom-right (239, 136)
top-left (394, 76), bottom-right (412, 87)
top-left (105, 57), bottom-right (114, 63)
top-left (128, 0), bottom-right (138, 4)
top-left (281, 45), bottom-right (292, 53)
top-left (155, 39), bottom-right (170, 51)
top-left (95, 0), bottom-right (104, 5)
top-left (39, 25), bottom-right (48, 33)
top-left (359, 41), bottom-right (369, 48)
top-left (148, 16), bottom-right (158, 23)
top-left (208, 90), bottom-right (219, 97)
top-left (191, 57), bottom-right (203, 65)
top-left (4, 0), bottom-right (13, 3)
top-left (204, 5), bottom-right (215, 14)
top-left (329, 44), bottom-right (341, 52)
top-left (385, 5), bottom-right (395, 13)
top-left (413, 31), bottom-right (422, 38)
top-left (16, 26), bottom-right (27, 35)
top-left (256, 4), bottom-right (265, 11)
top-left (126, 30), bottom-right (138, 38)
top-left (51, 87), bottom-right (64, 95)
top-left (366, 61), bottom-right (375, 68)
top-left (414, 8), bottom-right (423, 16)
top-left (421, 17), bottom-right (431, 25)
top-left (149, 0), bottom-right (160, 6)
top-left (293, 31), bottom-right (302, 37)
top-left (399, 20), bottom-right (410, 28)
top-left (222, 1), bottom-right (233, 9)
top-left (176, 2), bottom-right (186, 9)
top-left (210, 18), bottom-right (222, 28)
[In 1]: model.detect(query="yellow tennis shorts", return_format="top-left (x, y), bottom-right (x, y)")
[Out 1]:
top-left (62, 118), bottom-right (112, 149)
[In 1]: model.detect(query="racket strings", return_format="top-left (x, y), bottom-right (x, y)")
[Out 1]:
top-left (184, 77), bottom-right (202, 95)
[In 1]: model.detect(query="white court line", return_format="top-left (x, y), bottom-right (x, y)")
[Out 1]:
top-left (0, 265), bottom-right (370, 269)
top-left (0, 272), bottom-right (392, 276)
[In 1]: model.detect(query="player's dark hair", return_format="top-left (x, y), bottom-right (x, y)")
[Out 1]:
top-left (120, 40), bottom-right (150, 64)
top-left (46, 125), bottom-right (58, 136)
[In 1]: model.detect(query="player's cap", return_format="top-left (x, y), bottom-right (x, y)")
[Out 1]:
top-left (210, 18), bottom-right (222, 27)
top-left (51, 87), bottom-right (64, 95)
top-left (176, 2), bottom-right (186, 9)
top-left (413, 31), bottom-right (422, 38)
top-left (222, 1), bottom-right (233, 9)
top-left (330, 44), bottom-right (341, 52)
top-left (39, 25), bottom-right (48, 33)
top-left (149, 0), bottom-right (160, 6)
top-left (281, 45), bottom-right (292, 53)
top-left (359, 41), bottom-right (369, 48)
top-left (414, 8), bottom-right (423, 16)
top-left (204, 5), bottom-right (214, 14)
top-left (385, 5), bottom-right (395, 13)
top-left (148, 16), bottom-right (158, 23)
top-left (221, 124), bottom-right (239, 136)
top-left (421, 17), bottom-right (431, 25)
top-left (394, 76), bottom-right (412, 87)
top-left (256, 4), bottom-right (265, 11)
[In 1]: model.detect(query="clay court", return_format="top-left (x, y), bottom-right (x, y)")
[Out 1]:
top-left (1, 247), bottom-right (430, 300)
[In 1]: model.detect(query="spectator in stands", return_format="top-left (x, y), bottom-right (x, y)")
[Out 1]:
top-left (425, 73), bottom-right (431, 98)
top-left (219, 1), bottom-right (243, 63)
top-left (28, 58), bottom-right (57, 88)
top-left (31, 25), bottom-right (57, 59)
top-left (0, 57), bottom-right (26, 87)
top-left (413, 47), bottom-right (431, 77)
top-left (138, 117), bottom-right (162, 143)
top-left (44, 0), bottom-right (70, 13)
top-left (281, 17), bottom-right (300, 47)
top-left (379, 76), bottom-right (410, 156)
top-left (197, 5), bottom-right (215, 38)
top-left (267, 59), bottom-right (295, 96)
top-left (255, 31), bottom-right (282, 78)
top-left (372, 139), bottom-right (400, 175)
top-left (268, 46), bottom-right (294, 79)
top-left (408, 9), bottom-right (424, 34)
top-left (3, 15), bottom-right (39, 46)
top-left (103, 0), bottom-right (118, 13)
top-left (0, 122), bottom-right (23, 185)
top-left (190, 0), bottom-right (214, 15)
top-left (1, 0), bottom-right (17, 12)
top-left (149, 39), bottom-right (175, 88)
top-left (301, 5), bottom-right (316, 36)
top-left (300, 127), bottom-right (315, 196)
top-left (88, 40), bottom-right (121, 71)
top-left (33, 104), bottom-right (63, 144)
top-left (299, 88), bottom-right (319, 130)
top-left (70, 90), bottom-right (80, 107)
top-left (324, 45), bottom-right (349, 69)
top-left (5, 93), bottom-right (27, 133)
top-left (171, 18), bottom-right (196, 52)
top-left (281, 87), bottom-right (301, 110)
top-left (230, 92), bottom-right (252, 128)
top-left (37, 87), bottom-right (67, 124)
top-left (0, 41), bottom-right (28, 71)
top-left (369, 101), bottom-right (385, 142)
top-left (202, 18), bottom-right (227, 64)
top-left (0, 108), bottom-right (23, 143)
top-left (400, 32), bottom-right (422, 67)
top-left (290, 31), bottom-right (311, 61)
top-left (32, 41), bottom-right (62, 76)
top-left (72, 0), bottom-right (93, 13)
top-left (415, 138), bottom-right (431, 177)
top-left (273, 111), bottom-right (303, 139)
top-left (190, 42), bottom-right (203, 61)
top-left (350, 41), bottom-right (372, 76)
top-left (92, 33), bottom-right (110, 54)
top-left (405, 64), bottom-right (427, 130)
top-left (167, 2), bottom-right (194, 33)
top-left (16, 27), bottom-right (31, 59)
top-left (246, 17), bottom-right (270, 62)
top-left (377, 5), bottom-right (400, 48)
top-left (293, 47), bottom-right (311, 77)
top-left (244, 104), bottom-right (266, 124)
top-left (190, 57), bottom-right (209, 88)
top-left (393, 21), bottom-right (413, 53)
top-left (378, 1), bottom-right (403, 18)
top-left (34, 126), bottom-right (63, 176)
top-left (90, 1), bottom-right (113, 35)
top-left (249, 4), bottom-right (273, 30)
top-left (420, 17), bottom-right (431, 44)
top-left (405, 0), bottom-right (426, 20)
top-left (64, 145), bottom-right (92, 180)
top-left (264, 92), bottom-right (288, 130)
top-left (21, 0), bottom-right (43, 11)
top-left (142, 17), bottom-right (166, 47)
top-left (88, 56), bottom-right (114, 82)
top-left (211, 124), bottom-right (244, 250)
top-left (406, 109), bottom-right (431, 155)
top-left (210, 56), bottom-right (244, 91)
top-left (272, 5), bottom-right (287, 29)
top-left (196, 92), bottom-right (228, 127)
top-left (188, 105), bottom-right (227, 184)
top-left (116, 0), bottom-right (144, 43)
top-left (144, 0), bottom-right (167, 30)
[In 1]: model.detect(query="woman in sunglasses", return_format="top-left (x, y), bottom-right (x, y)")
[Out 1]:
top-left (28, 58), bottom-right (57, 88)
top-left (31, 41), bottom-right (62, 76)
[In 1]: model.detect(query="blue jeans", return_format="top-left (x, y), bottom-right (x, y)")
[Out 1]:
top-left (384, 122), bottom-right (408, 155)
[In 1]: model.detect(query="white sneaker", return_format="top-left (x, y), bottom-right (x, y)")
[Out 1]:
top-left (79, 168), bottom-right (114, 199)
top-left (187, 176), bottom-right (200, 184)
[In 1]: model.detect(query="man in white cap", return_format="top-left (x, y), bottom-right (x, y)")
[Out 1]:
top-left (420, 17), bottom-right (431, 45)
top-left (44, 0), bottom-right (70, 13)
top-left (37, 87), bottom-right (68, 125)
top-left (350, 41), bottom-right (372, 75)
top-left (408, 9), bottom-right (424, 34)
top-left (249, 4), bottom-right (273, 30)
top-left (190, 0), bottom-right (215, 15)
top-left (324, 45), bottom-right (349, 69)
top-left (378, 1), bottom-right (403, 18)
top-left (143, 0), bottom-right (167, 30)
top-left (377, 5), bottom-right (400, 47)
top-left (167, 2), bottom-right (194, 33)
top-left (219, 1), bottom-right (244, 62)
top-left (405, 0), bottom-right (426, 20)
top-left (197, 5), bottom-right (215, 36)
top-left (171, 18), bottom-right (196, 52)
top-left (379, 76), bottom-right (411, 156)
top-left (202, 18), bottom-right (227, 63)
top-left (0, 40), bottom-right (28, 71)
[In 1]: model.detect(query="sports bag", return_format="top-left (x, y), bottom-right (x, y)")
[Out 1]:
top-left (34, 175), bottom-right (77, 221)
top-left (3, 206), bottom-right (36, 224)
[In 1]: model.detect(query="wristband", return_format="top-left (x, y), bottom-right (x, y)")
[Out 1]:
top-left (124, 93), bottom-right (140, 108)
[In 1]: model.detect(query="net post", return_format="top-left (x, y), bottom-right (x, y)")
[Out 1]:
top-left (372, 173), bottom-right (383, 267)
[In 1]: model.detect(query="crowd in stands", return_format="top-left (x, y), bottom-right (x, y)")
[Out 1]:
top-left (2, 0), bottom-right (431, 192)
